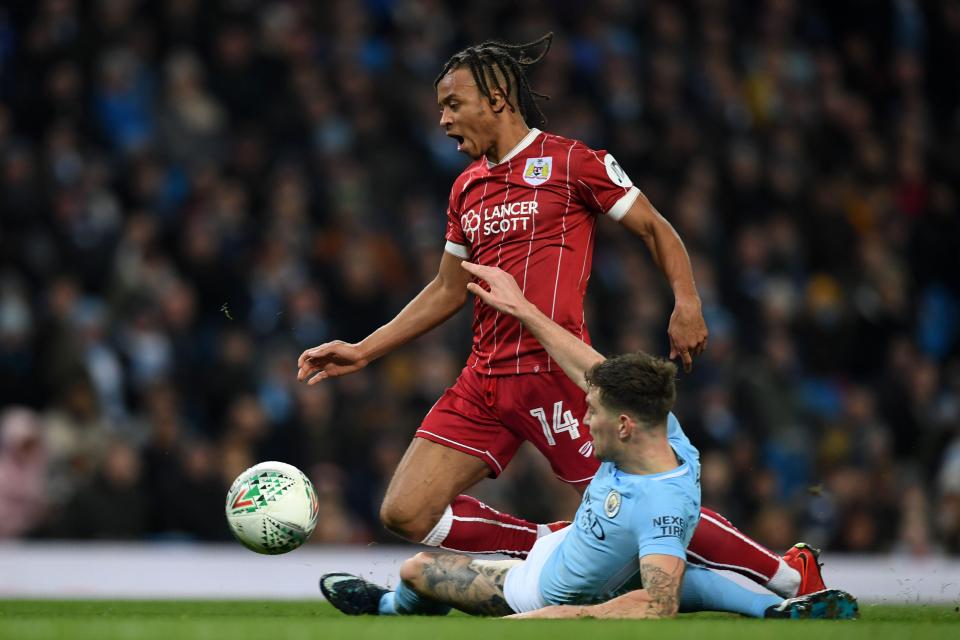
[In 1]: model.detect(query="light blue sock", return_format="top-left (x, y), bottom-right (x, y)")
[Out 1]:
top-left (680, 565), bottom-right (781, 618)
top-left (377, 581), bottom-right (451, 616)
top-left (377, 591), bottom-right (398, 615)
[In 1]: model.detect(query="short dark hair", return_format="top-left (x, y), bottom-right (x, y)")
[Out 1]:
top-left (584, 353), bottom-right (677, 427)
top-left (434, 33), bottom-right (553, 129)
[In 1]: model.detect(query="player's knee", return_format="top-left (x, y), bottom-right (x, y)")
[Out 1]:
top-left (379, 498), bottom-right (439, 542)
top-left (399, 552), bottom-right (436, 586)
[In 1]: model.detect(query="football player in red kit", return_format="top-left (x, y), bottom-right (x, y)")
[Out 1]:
top-left (298, 34), bottom-right (824, 598)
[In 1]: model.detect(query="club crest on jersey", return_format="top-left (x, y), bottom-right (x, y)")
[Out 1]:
top-left (523, 156), bottom-right (553, 186)
top-left (604, 489), bottom-right (621, 518)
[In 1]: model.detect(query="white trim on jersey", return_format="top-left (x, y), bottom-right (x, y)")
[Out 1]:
top-left (469, 177), bottom-right (493, 371)
top-left (555, 471), bottom-right (597, 484)
top-left (549, 140), bottom-right (577, 323)
top-left (452, 516), bottom-right (537, 534)
top-left (487, 128), bottom-right (542, 167)
top-left (546, 139), bottom-right (579, 373)
top-left (686, 549), bottom-right (769, 582)
top-left (649, 463), bottom-right (690, 481)
top-left (420, 505), bottom-right (454, 546)
top-left (514, 136), bottom-right (548, 373)
top-left (607, 185), bottom-right (640, 221)
top-left (575, 219), bottom-right (596, 342)
top-left (698, 512), bottom-right (783, 562)
top-left (576, 178), bottom-right (606, 211)
top-left (415, 429), bottom-right (505, 474)
top-left (487, 159), bottom-right (513, 374)
top-left (444, 241), bottom-right (469, 258)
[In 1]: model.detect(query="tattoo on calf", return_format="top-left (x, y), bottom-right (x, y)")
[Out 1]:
top-left (419, 553), bottom-right (514, 616)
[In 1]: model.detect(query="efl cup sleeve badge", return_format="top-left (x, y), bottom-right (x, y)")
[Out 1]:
top-left (522, 156), bottom-right (553, 186)
top-left (604, 153), bottom-right (633, 188)
top-left (604, 489), bottom-right (621, 518)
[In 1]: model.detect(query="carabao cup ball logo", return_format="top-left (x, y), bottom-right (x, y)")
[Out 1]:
top-left (461, 210), bottom-right (481, 243)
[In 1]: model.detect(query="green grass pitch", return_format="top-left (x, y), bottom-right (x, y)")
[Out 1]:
top-left (1, 600), bottom-right (957, 640)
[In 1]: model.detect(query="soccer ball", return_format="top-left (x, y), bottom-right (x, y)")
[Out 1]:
top-left (225, 461), bottom-right (319, 554)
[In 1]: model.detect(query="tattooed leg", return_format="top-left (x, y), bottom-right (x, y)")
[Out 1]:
top-left (399, 552), bottom-right (519, 616)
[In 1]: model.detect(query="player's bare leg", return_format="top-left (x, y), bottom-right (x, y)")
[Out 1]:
top-left (400, 552), bottom-right (517, 616)
top-left (380, 438), bottom-right (491, 542)
top-left (380, 437), bottom-right (571, 555)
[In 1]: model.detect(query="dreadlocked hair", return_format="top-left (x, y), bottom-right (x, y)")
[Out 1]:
top-left (435, 32), bottom-right (554, 129)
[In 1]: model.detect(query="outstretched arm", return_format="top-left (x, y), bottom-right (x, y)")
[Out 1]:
top-left (508, 554), bottom-right (685, 620)
top-left (619, 194), bottom-right (707, 372)
top-left (461, 261), bottom-right (604, 392)
top-left (298, 250), bottom-right (471, 383)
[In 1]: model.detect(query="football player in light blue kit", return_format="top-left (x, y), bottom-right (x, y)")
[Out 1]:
top-left (524, 411), bottom-right (701, 614)
top-left (319, 262), bottom-right (858, 620)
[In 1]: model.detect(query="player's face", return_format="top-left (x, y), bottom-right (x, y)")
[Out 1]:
top-left (583, 387), bottom-right (618, 461)
top-left (437, 67), bottom-right (499, 161)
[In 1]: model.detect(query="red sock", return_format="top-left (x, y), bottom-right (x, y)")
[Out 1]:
top-left (424, 499), bottom-right (785, 584)
top-left (687, 506), bottom-right (783, 584)
top-left (422, 495), bottom-right (541, 558)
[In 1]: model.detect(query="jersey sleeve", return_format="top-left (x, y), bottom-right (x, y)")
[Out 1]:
top-left (634, 490), bottom-right (694, 561)
top-left (444, 174), bottom-right (471, 259)
top-left (573, 145), bottom-right (640, 221)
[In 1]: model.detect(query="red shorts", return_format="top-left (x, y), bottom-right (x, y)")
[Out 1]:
top-left (415, 367), bottom-right (600, 484)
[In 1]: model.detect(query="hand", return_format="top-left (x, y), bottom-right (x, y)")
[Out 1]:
top-left (506, 605), bottom-right (586, 619)
top-left (668, 298), bottom-right (708, 373)
top-left (460, 261), bottom-right (534, 319)
top-left (297, 341), bottom-right (368, 384)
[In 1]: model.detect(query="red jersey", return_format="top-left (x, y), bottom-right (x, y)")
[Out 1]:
top-left (444, 128), bottom-right (640, 375)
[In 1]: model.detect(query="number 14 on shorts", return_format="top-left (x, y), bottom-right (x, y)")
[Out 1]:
top-left (530, 401), bottom-right (581, 446)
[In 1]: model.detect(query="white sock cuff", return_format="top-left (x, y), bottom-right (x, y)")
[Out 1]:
top-left (420, 505), bottom-right (454, 547)
top-left (766, 559), bottom-right (801, 599)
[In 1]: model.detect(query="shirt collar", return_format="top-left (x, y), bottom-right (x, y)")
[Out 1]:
top-left (485, 128), bottom-right (542, 168)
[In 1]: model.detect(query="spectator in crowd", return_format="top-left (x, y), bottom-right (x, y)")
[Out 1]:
top-left (0, 0), bottom-right (957, 555)
top-left (0, 408), bottom-right (49, 537)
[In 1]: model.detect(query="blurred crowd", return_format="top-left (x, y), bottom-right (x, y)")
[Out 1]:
top-left (1, 0), bottom-right (959, 556)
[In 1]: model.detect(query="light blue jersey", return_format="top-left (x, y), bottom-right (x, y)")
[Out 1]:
top-left (539, 412), bottom-right (701, 605)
